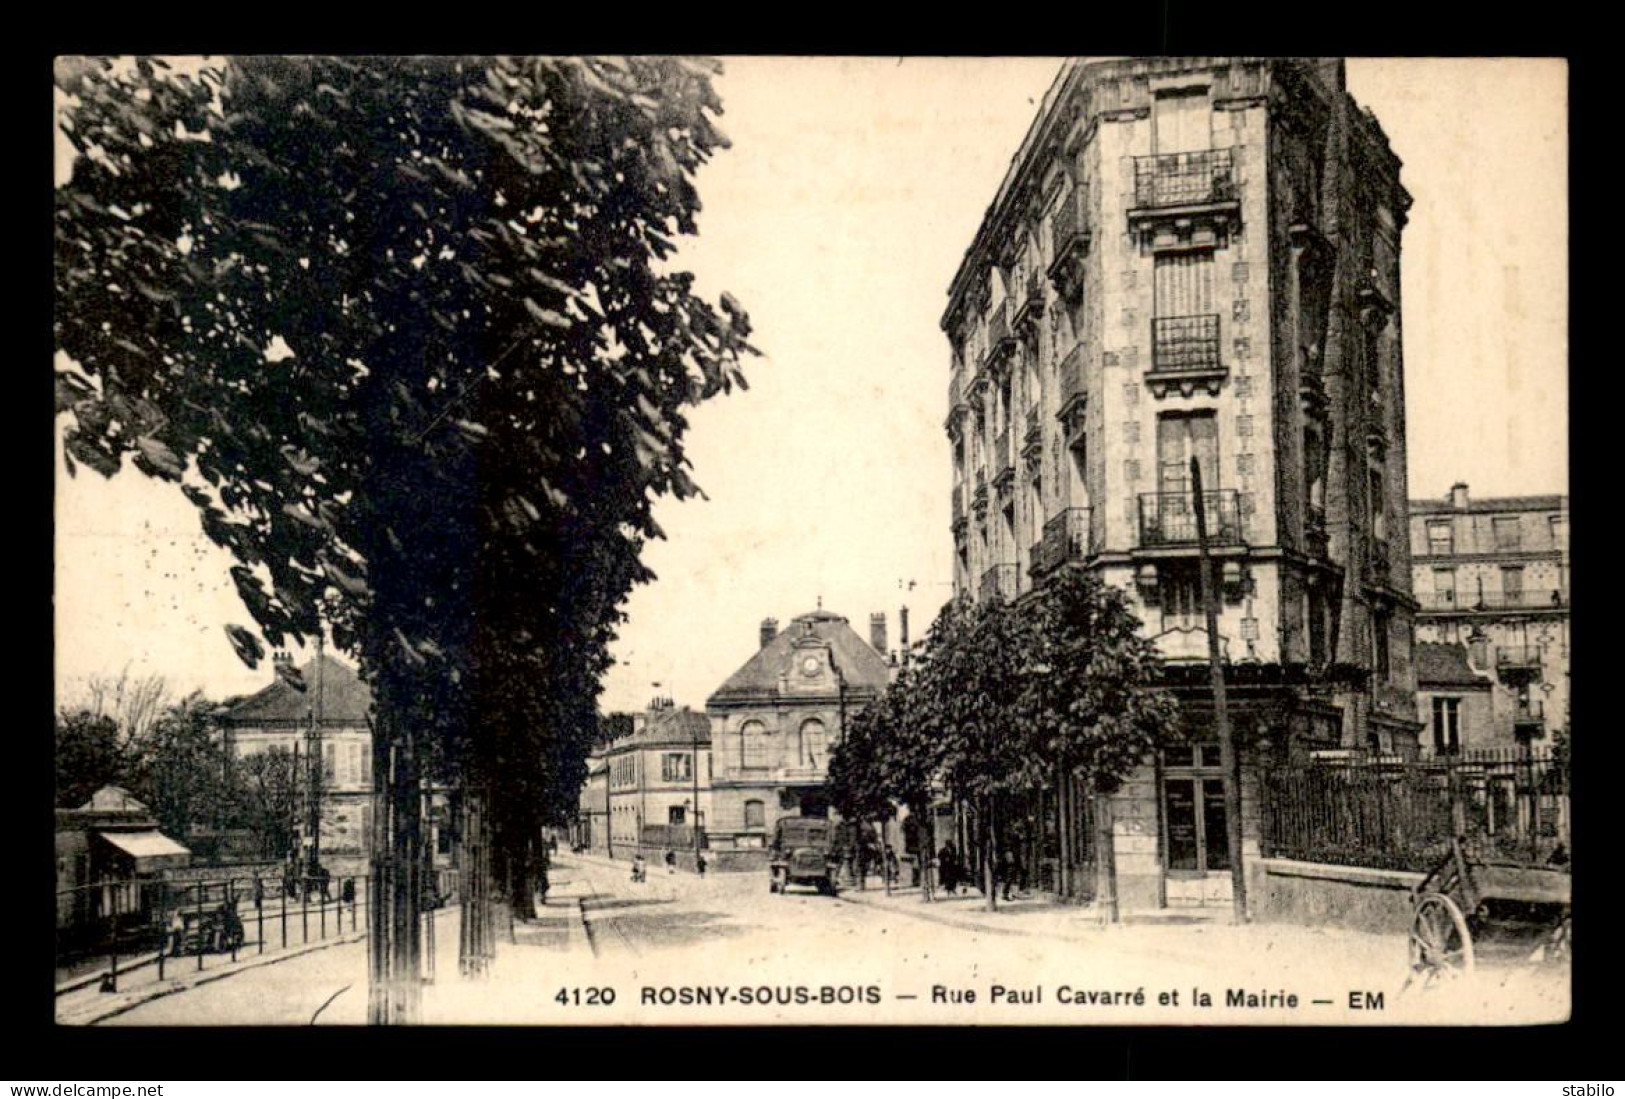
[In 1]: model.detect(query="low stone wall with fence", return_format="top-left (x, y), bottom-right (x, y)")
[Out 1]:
top-left (1252, 857), bottom-right (1426, 934)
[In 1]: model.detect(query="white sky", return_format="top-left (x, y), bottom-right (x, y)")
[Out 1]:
top-left (53, 57), bottom-right (1567, 715)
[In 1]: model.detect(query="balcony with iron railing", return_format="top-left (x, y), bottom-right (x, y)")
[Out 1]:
top-left (1012, 269), bottom-right (1045, 335)
top-left (1417, 588), bottom-right (1568, 613)
top-left (982, 302), bottom-right (1016, 373)
top-left (1030, 507), bottom-right (1094, 579)
top-left (1058, 342), bottom-right (1087, 428)
top-left (1048, 186), bottom-right (1091, 300)
top-left (994, 428), bottom-right (1014, 492)
top-left (1022, 405), bottom-right (1042, 462)
top-left (1131, 147), bottom-right (1237, 211)
top-left (1137, 490), bottom-right (1245, 549)
top-left (1513, 698), bottom-right (1545, 731)
top-left (1495, 646), bottom-right (1543, 672)
top-left (980, 563), bottom-right (1020, 604)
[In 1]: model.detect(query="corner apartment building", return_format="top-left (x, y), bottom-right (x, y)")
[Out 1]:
top-left (1409, 483), bottom-right (1569, 747)
top-left (943, 57), bottom-right (1417, 910)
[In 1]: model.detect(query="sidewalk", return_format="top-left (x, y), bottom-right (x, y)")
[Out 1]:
top-left (836, 882), bottom-right (1408, 979)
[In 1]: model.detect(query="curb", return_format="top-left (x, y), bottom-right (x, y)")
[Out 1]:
top-left (59, 929), bottom-right (369, 1027)
top-left (836, 888), bottom-right (1090, 940)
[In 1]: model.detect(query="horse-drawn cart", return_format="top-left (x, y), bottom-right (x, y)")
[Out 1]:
top-left (1408, 837), bottom-right (1570, 984)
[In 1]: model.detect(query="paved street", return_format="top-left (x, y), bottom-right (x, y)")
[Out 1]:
top-left (77, 855), bottom-right (1567, 1026)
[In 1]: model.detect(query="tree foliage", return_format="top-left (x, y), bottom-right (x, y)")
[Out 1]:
top-left (54, 709), bottom-right (125, 808)
top-left (55, 56), bottom-right (758, 930)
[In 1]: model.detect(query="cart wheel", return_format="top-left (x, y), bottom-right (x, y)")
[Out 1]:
top-left (1409, 893), bottom-right (1475, 984)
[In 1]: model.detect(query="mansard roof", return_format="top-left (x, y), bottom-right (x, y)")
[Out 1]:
top-left (707, 610), bottom-right (892, 708)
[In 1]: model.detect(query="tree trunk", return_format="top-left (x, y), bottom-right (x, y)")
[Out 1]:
top-left (367, 701), bottom-right (423, 1024)
top-left (458, 784), bottom-right (495, 978)
top-left (983, 797), bottom-right (997, 913)
top-left (1056, 760), bottom-right (1071, 901)
top-left (1094, 783), bottom-right (1118, 924)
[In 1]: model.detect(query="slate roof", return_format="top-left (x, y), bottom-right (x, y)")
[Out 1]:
top-left (1409, 493), bottom-right (1566, 515)
top-left (221, 654), bottom-right (371, 724)
top-left (707, 610), bottom-right (892, 707)
top-left (1415, 642), bottom-right (1492, 689)
top-left (616, 707), bottom-right (712, 749)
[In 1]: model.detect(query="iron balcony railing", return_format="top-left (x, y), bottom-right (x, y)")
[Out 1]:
top-left (1419, 588), bottom-right (1568, 612)
top-left (983, 302), bottom-right (1013, 367)
top-left (1151, 314), bottom-right (1222, 375)
top-left (1138, 490), bottom-right (1244, 547)
top-left (1132, 147), bottom-right (1236, 209)
top-left (980, 563), bottom-right (1019, 604)
top-left (1050, 187), bottom-right (1090, 262)
top-left (1514, 698), bottom-right (1545, 725)
top-left (995, 429), bottom-right (1013, 475)
top-left (1496, 646), bottom-right (1543, 669)
top-left (1058, 343), bottom-right (1086, 415)
top-left (1031, 507), bottom-right (1093, 576)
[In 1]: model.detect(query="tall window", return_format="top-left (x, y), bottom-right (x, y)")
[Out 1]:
top-left (1368, 466), bottom-right (1387, 542)
top-left (799, 719), bottom-right (828, 770)
top-left (740, 720), bottom-right (769, 770)
top-left (1492, 516), bottom-right (1522, 552)
top-left (743, 799), bottom-right (765, 831)
top-left (1307, 591), bottom-right (1328, 666)
top-left (667, 806), bottom-right (686, 826)
top-left (1431, 698), bottom-right (1461, 755)
top-left (1161, 565), bottom-right (1202, 628)
top-left (1157, 412), bottom-right (1219, 495)
top-left (1550, 514), bottom-right (1567, 551)
top-left (1500, 565), bottom-right (1525, 606)
top-left (1373, 611), bottom-right (1392, 680)
top-left (1154, 250), bottom-right (1215, 319)
top-left (323, 742), bottom-right (336, 783)
top-left (1432, 568), bottom-right (1456, 607)
top-left (661, 753), bottom-right (691, 783)
top-left (1153, 89), bottom-right (1211, 154)
top-left (1427, 521), bottom-right (1453, 557)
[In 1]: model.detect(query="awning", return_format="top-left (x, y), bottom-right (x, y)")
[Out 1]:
top-left (96, 830), bottom-right (192, 872)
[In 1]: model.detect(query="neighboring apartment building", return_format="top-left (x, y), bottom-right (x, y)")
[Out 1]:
top-left (943, 57), bottom-right (1417, 910)
top-left (574, 757), bottom-right (610, 857)
top-left (1414, 641), bottom-right (1496, 757)
top-left (219, 652), bottom-right (457, 883)
top-left (1409, 483), bottom-right (1570, 745)
top-left (604, 699), bottom-right (714, 865)
top-left (704, 610), bottom-right (894, 871)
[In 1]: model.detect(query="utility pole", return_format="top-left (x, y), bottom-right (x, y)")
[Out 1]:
top-left (1191, 457), bottom-right (1248, 923)
top-left (307, 635), bottom-right (326, 879)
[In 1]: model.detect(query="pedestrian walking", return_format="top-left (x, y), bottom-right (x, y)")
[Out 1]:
top-left (664, 850), bottom-right (677, 875)
top-left (938, 842), bottom-right (960, 895)
top-left (252, 877), bottom-right (264, 911)
top-left (999, 846), bottom-right (1018, 901)
top-left (631, 853), bottom-right (647, 883)
top-left (697, 851), bottom-right (708, 877)
top-left (885, 848), bottom-right (900, 887)
top-left (537, 862), bottom-right (550, 907)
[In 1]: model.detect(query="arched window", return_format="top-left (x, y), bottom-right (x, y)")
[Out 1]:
top-left (741, 720), bottom-right (770, 769)
top-left (743, 799), bottom-right (766, 831)
top-left (800, 718), bottom-right (828, 769)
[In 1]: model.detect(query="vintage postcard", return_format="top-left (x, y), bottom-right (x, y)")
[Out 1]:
top-left (53, 56), bottom-right (1568, 1027)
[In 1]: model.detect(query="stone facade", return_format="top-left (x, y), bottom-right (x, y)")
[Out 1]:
top-left (1409, 483), bottom-right (1569, 746)
top-left (704, 610), bottom-right (893, 870)
top-left (943, 58), bottom-right (1417, 910)
top-left (602, 702), bottom-right (713, 861)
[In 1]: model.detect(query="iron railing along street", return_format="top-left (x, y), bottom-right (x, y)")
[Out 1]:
top-left (1261, 747), bottom-right (1568, 873)
top-left (1151, 314), bottom-right (1222, 374)
top-left (1138, 490), bottom-right (1245, 547)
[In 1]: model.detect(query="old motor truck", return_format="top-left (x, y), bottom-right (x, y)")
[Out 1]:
top-left (769, 815), bottom-right (838, 896)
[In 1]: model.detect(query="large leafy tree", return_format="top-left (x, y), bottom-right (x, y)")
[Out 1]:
top-left (54, 710), bottom-right (125, 808)
top-left (125, 691), bottom-right (237, 842)
top-left (55, 55), bottom-right (755, 1021)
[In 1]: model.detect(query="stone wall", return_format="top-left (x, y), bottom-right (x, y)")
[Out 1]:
top-left (1252, 856), bottom-right (1424, 934)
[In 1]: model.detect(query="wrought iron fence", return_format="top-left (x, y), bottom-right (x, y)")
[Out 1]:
top-left (1133, 147), bottom-right (1236, 208)
top-left (1261, 748), bottom-right (1569, 873)
top-left (1151, 314), bottom-right (1222, 374)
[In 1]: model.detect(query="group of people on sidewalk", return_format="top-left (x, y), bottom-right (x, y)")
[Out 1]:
top-left (935, 841), bottom-right (1029, 902)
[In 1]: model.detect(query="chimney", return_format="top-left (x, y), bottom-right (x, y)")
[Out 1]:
top-left (899, 605), bottom-right (911, 649)
top-left (273, 651), bottom-right (293, 667)
top-left (1451, 482), bottom-right (1470, 510)
top-left (760, 617), bottom-right (779, 649)
top-left (870, 613), bottom-right (888, 655)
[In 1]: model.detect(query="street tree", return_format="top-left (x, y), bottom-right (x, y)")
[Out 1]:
top-left (825, 701), bottom-right (894, 889)
top-left (54, 710), bottom-right (126, 808)
top-left (1017, 568), bottom-right (1181, 909)
top-left (55, 55), bottom-right (755, 1021)
top-left (126, 691), bottom-right (237, 844)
